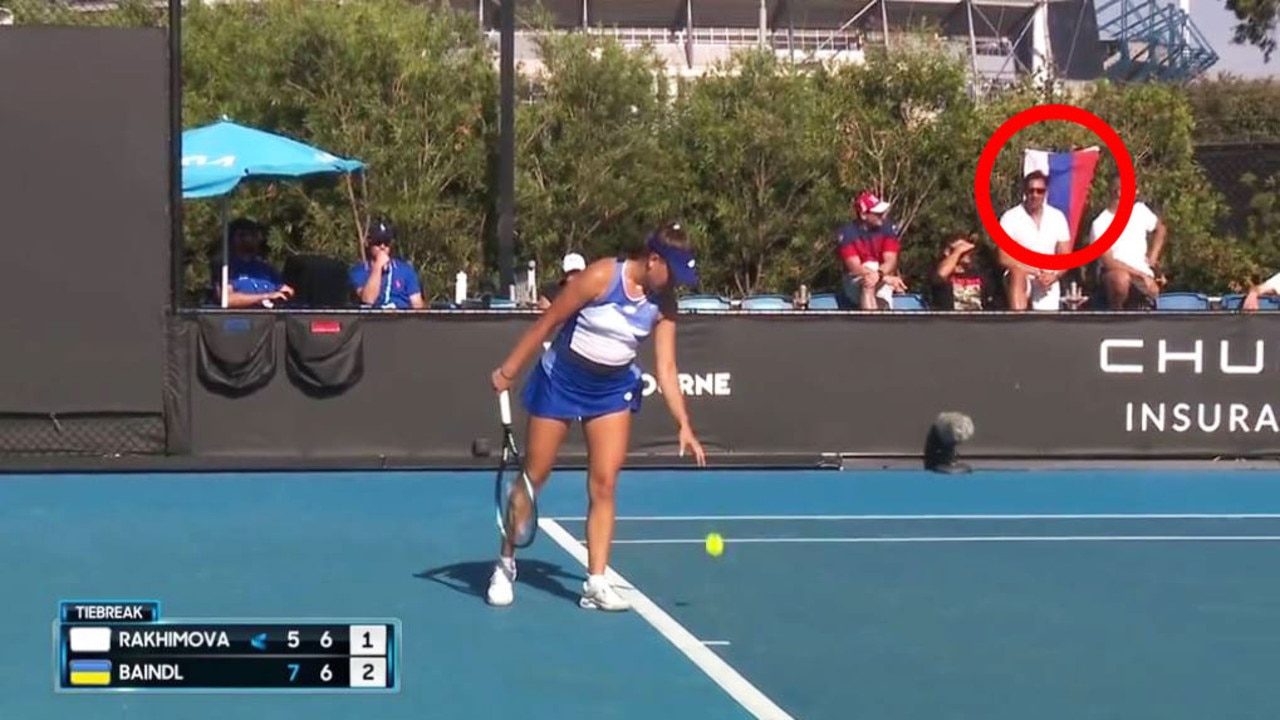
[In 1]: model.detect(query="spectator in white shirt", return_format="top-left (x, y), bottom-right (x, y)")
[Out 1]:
top-left (1087, 179), bottom-right (1167, 309)
top-left (997, 170), bottom-right (1072, 311)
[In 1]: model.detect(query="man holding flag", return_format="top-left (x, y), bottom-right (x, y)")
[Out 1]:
top-left (997, 170), bottom-right (1072, 311)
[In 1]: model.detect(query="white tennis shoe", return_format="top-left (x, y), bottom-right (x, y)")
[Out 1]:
top-left (579, 575), bottom-right (630, 612)
top-left (486, 559), bottom-right (516, 607)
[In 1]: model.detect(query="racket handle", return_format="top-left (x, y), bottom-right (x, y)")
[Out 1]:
top-left (498, 389), bottom-right (512, 425)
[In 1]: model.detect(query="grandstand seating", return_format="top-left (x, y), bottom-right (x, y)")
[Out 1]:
top-left (677, 294), bottom-right (732, 311)
top-left (891, 293), bottom-right (928, 311)
top-left (1155, 292), bottom-right (1210, 311)
top-left (1220, 294), bottom-right (1280, 311)
top-left (443, 290), bottom-right (1270, 314)
top-left (740, 294), bottom-right (793, 311)
top-left (807, 293), bottom-right (841, 310)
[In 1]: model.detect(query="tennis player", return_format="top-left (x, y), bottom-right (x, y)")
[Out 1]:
top-left (487, 222), bottom-right (708, 610)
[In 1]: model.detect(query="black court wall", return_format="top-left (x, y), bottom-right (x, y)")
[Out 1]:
top-left (0, 28), bottom-right (170, 414)
top-left (0, 28), bottom-right (170, 454)
top-left (170, 311), bottom-right (1280, 466)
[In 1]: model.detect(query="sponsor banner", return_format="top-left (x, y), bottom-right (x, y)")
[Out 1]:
top-left (182, 312), bottom-right (1280, 463)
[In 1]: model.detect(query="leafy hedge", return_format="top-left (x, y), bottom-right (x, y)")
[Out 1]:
top-left (12, 0), bottom-right (1280, 301)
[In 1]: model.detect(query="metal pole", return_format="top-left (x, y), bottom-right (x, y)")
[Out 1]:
top-left (498, 0), bottom-right (516, 296)
top-left (788, 0), bottom-right (795, 63)
top-left (966, 0), bottom-right (979, 92)
top-left (880, 0), bottom-right (890, 50)
top-left (168, 0), bottom-right (183, 311)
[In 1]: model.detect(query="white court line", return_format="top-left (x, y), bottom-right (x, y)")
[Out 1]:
top-left (538, 518), bottom-right (794, 720)
top-left (606, 535), bottom-right (1280, 544)
top-left (550, 513), bottom-right (1280, 522)
top-left (702, 640), bottom-right (732, 646)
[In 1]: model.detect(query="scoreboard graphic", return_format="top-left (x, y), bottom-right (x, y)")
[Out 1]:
top-left (55, 600), bottom-right (400, 693)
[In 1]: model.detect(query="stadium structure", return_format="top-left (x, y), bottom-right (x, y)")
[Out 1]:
top-left (6, 0), bottom-right (1218, 84)
top-left (449, 0), bottom-right (1220, 86)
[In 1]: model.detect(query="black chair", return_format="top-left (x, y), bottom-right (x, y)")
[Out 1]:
top-left (280, 254), bottom-right (356, 309)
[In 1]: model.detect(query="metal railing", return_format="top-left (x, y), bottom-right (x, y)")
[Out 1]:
top-left (1095, 0), bottom-right (1218, 81)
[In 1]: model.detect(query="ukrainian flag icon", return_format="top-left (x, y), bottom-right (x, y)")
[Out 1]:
top-left (68, 659), bottom-right (113, 686)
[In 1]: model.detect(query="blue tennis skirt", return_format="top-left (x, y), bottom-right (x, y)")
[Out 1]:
top-left (521, 348), bottom-right (644, 421)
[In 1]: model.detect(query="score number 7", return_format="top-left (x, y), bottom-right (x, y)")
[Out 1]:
top-left (285, 664), bottom-right (333, 683)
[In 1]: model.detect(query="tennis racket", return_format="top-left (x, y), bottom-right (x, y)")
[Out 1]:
top-left (495, 389), bottom-right (538, 548)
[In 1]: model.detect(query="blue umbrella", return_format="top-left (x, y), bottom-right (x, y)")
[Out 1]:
top-left (181, 119), bottom-right (365, 307)
top-left (181, 119), bottom-right (364, 199)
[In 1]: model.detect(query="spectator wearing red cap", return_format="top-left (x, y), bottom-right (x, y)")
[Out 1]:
top-left (835, 191), bottom-right (907, 310)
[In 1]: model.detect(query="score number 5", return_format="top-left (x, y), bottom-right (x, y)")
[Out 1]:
top-left (286, 630), bottom-right (334, 648)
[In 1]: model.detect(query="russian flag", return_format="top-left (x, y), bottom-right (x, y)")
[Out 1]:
top-left (1023, 147), bottom-right (1101, 242)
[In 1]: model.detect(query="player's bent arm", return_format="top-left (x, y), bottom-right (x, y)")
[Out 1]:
top-left (1054, 213), bottom-right (1074, 256)
top-left (357, 267), bottom-right (385, 306)
top-left (1245, 274), bottom-right (1280, 306)
top-left (880, 250), bottom-right (900, 277)
top-left (838, 242), bottom-right (866, 277)
top-left (651, 297), bottom-right (692, 431)
top-left (497, 259), bottom-right (612, 378)
top-left (1148, 219), bottom-right (1168, 266)
top-left (935, 249), bottom-right (963, 281)
top-left (219, 286), bottom-right (271, 308)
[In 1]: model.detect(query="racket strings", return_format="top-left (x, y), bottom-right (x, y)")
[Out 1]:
top-left (500, 469), bottom-right (537, 546)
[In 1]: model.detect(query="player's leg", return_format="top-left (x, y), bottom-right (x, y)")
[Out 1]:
top-left (487, 415), bottom-right (571, 607)
top-left (577, 408), bottom-right (632, 611)
top-left (1102, 267), bottom-right (1130, 309)
top-left (503, 414), bottom-right (572, 556)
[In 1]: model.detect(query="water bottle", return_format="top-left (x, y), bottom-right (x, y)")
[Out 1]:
top-left (455, 271), bottom-right (467, 305)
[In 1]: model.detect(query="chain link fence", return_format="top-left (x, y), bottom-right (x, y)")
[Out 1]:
top-left (0, 414), bottom-right (167, 456)
top-left (1195, 141), bottom-right (1280, 239)
top-left (2, 0), bottom-right (167, 29)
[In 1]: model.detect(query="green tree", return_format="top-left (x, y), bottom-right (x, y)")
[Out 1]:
top-left (1226, 0), bottom-right (1278, 62)
top-left (181, 0), bottom-right (495, 303)
top-left (9, 0), bottom-right (1276, 300)
top-left (822, 43), bottom-right (992, 289)
top-left (1184, 76), bottom-right (1280, 143)
top-left (673, 50), bottom-right (843, 296)
top-left (513, 33), bottom-right (685, 280)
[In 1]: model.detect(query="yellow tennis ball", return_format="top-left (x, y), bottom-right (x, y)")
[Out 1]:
top-left (705, 533), bottom-right (724, 557)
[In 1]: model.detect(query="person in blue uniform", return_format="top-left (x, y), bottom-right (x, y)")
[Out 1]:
top-left (349, 218), bottom-right (425, 310)
top-left (213, 218), bottom-right (294, 308)
top-left (487, 222), bottom-right (708, 611)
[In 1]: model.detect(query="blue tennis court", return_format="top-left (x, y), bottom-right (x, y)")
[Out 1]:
top-left (3, 467), bottom-right (1280, 719)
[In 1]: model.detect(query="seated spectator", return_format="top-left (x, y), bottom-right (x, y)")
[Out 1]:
top-left (350, 218), bottom-right (425, 310)
top-left (212, 217), bottom-right (294, 308)
top-left (1242, 272), bottom-right (1280, 310)
top-left (538, 252), bottom-right (586, 310)
top-left (932, 235), bottom-right (1000, 311)
top-left (836, 191), bottom-right (907, 310)
top-left (997, 171), bottom-right (1070, 311)
top-left (1086, 179), bottom-right (1166, 310)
